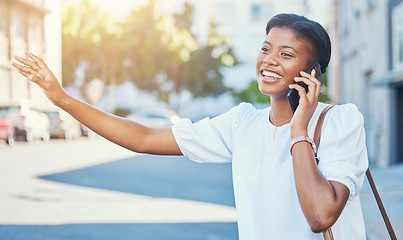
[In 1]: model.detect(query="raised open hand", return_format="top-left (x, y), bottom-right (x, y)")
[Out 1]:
top-left (12, 52), bottom-right (67, 106)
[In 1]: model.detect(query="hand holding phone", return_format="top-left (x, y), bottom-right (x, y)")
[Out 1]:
top-left (287, 61), bottom-right (323, 114)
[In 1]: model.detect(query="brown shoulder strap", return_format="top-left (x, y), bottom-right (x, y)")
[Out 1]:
top-left (314, 105), bottom-right (397, 240)
top-left (314, 105), bottom-right (336, 240)
top-left (366, 169), bottom-right (397, 239)
top-left (313, 105), bottom-right (334, 150)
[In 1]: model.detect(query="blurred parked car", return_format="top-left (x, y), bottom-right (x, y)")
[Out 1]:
top-left (80, 123), bottom-right (89, 137)
top-left (45, 110), bottom-right (81, 140)
top-left (45, 111), bottom-right (64, 139)
top-left (60, 111), bottom-right (81, 140)
top-left (0, 112), bottom-right (15, 146)
top-left (126, 108), bottom-right (180, 128)
top-left (0, 104), bottom-right (58, 143)
top-left (23, 109), bottom-right (50, 143)
top-left (0, 105), bottom-right (26, 141)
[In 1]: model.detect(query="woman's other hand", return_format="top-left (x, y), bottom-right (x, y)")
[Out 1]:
top-left (12, 52), bottom-right (68, 107)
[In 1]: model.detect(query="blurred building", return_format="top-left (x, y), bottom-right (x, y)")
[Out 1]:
top-left (329, 0), bottom-right (403, 167)
top-left (0, 0), bottom-right (61, 110)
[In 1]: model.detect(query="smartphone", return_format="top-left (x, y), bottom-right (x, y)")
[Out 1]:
top-left (287, 61), bottom-right (323, 114)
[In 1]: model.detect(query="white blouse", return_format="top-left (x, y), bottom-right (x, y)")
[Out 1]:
top-left (172, 102), bottom-right (368, 240)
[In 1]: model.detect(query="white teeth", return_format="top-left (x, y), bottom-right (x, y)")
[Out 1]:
top-left (262, 70), bottom-right (282, 79)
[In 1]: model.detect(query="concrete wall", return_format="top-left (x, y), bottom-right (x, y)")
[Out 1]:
top-left (329, 0), bottom-right (393, 167)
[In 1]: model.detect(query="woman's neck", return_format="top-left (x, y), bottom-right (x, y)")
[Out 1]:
top-left (269, 97), bottom-right (293, 125)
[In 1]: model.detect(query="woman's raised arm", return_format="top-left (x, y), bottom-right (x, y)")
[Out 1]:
top-left (12, 52), bottom-right (182, 155)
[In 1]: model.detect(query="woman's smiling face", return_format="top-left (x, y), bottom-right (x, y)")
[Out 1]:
top-left (256, 27), bottom-right (314, 99)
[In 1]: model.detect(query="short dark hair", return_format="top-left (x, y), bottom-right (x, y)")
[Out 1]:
top-left (266, 13), bottom-right (331, 73)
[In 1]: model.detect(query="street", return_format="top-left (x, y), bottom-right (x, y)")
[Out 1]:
top-left (0, 137), bottom-right (238, 240)
top-left (0, 137), bottom-right (402, 239)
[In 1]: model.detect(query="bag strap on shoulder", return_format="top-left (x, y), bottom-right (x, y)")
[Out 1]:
top-left (314, 105), bottom-right (335, 240)
top-left (314, 105), bottom-right (397, 240)
top-left (313, 105), bottom-right (334, 149)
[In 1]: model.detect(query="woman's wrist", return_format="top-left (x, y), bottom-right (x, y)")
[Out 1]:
top-left (290, 136), bottom-right (316, 155)
top-left (290, 126), bottom-right (308, 139)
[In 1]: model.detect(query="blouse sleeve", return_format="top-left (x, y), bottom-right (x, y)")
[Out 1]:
top-left (317, 104), bottom-right (369, 205)
top-left (171, 102), bottom-right (253, 163)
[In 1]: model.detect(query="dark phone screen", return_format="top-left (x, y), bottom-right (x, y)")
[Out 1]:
top-left (287, 62), bottom-right (323, 114)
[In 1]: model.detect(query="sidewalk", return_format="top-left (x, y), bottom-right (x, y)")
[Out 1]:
top-left (361, 163), bottom-right (403, 240)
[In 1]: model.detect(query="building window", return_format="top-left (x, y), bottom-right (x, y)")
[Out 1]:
top-left (367, 0), bottom-right (377, 12)
top-left (33, 24), bottom-right (43, 43)
top-left (29, 17), bottom-right (43, 44)
top-left (339, 0), bottom-right (351, 34)
top-left (393, 3), bottom-right (403, 70)
top-left (251, 4), bottom-right (271, 22)
top-left (14, 15), bottom-right (25, 40)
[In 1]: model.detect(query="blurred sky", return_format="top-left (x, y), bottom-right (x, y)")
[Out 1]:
top-left (62, 0), bottom-right (145, 22)
top-left (62, 0), bottom-right (188, 23)
top-left (62, 0), bottom-right (330, 25)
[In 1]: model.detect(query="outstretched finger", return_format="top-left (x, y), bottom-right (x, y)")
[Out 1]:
top-left (18, 72), bottom-right (41, 84)
top-left (12, 62), bottom-right (37, 75)
top-left (19, 70), bottom-right (29, 78)
top-left (25, 51), bottom-right (48, 69)
top-left (14, 55), bottom-right (40, 71)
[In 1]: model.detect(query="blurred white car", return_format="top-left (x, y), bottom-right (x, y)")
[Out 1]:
top-left (45, 110), bottom-right (81, 140)
top-left (23, 109), bottom-right (50, 143)
top-left (60, 111), bottom-right (81, 140)
top-left (126, 109), bottom-right (180, 128)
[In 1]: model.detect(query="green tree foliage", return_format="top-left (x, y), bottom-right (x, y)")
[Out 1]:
top-left (62, 0), bottom-right (126, 102)
top-left (175, 21), bottom-right (236, 99)
top-left (122, 0), bottom-right (169, 91)
top-left (61, 0), bottom-right (236, 109)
